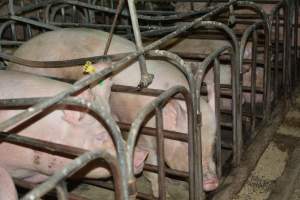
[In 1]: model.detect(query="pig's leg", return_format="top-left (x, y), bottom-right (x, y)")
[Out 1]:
top-left (206, 82), bottom-right (216, 113)
top-left (138, 135), bottom-right (160, 197)
top-left (0, 166), bottom-right (18, 200)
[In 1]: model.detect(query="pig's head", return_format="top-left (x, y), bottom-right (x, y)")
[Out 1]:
top-left (162, 100), bottom-right (219, 192)
top-left (61, 88), bottom-right (148, 178)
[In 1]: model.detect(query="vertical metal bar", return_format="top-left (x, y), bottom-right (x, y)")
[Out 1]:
top-left (156, 107), bottom-right (166, 200)
top-left (10, 23), bottom-right (17, 41)
top-left (251, 31), bottom-right (257, 134)
top-left (26, 24), bottom-right (32, 40)
top-left (213, 59), bottom-right (222, 178)
top-left (283, 7), bottom-right (288, 100)
top-left (286, 2), bottom-right (293, 95)
top-left (104, 0), bottom-right (125, 55)
top-left (264, 19), bottom-right (271, 121)
top-left (61, 7), bottom-right (65, 22)
top-left (274, 11), bottom-right (280, 103)
top-left (188, 94), bottom-right (195, 200)
top-left (72, 5), bottom-right (76, 23)
top-left (295, 0), bottom-right (299, 80)
top-left (127, 0), bottom-right (153, 88)
top-left (195, 94), bottom-right (205, 200)
top-left (8, 0), bottom-right (17, 43)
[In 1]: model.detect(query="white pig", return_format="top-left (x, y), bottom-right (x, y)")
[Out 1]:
top-left (0, 70), bottom-right (147, 188)
top-left (7, 28), bottom-right (219, 196)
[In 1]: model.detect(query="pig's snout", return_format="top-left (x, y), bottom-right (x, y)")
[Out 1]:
top-left (202, 170), bottom-right (219, 191)
top-left (203, 177), bottom-right (219, 191)
top-left (133, 147), bottom-right (148, 174)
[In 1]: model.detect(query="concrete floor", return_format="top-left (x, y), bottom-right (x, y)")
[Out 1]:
top-left (234, 87), bottom-right (300, 200)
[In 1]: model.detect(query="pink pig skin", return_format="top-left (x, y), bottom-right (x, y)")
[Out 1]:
top-left (0, 70), bottom-right (147, 188)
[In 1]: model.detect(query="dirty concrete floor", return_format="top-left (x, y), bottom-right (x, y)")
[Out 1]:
top-left (234, 87), bottom-right (300, 200)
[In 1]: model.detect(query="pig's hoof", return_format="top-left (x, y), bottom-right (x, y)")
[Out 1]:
top-left (203, 178), bottom-right (219, 191)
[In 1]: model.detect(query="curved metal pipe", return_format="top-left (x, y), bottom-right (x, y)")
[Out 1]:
top-left (21, 149), bottom-right (118, 200)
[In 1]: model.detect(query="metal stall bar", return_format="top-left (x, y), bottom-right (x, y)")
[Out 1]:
top-left (240, 21), bottom-right (269, 133)
top-left (126, 86), bottom-right (195, 199)
top-left (284, 0), bottom-right (293, 98)
top-left (0, 51), bottom-right (130, 68)
top-left (0, 67), bottom-right (130, 199)
top-left (145, 50), bottom-right (198, 199)
top-left (213, 58), bottom-right (222, 177)
top-left (269, 0), bottom-right (286, 104)
top-left (155, 108), bottom-right (166, 200)
top-left (191, 21), bottom-right (240, 166)
top-left (0, 15), bottom-right (60, 30)
top-left (21, 149), bottom-right (118, 200)
top-left (294, 0), bottom-right (299, 80)
top-left (194, 45), bottom-right (235, 179)
top-left (0, 96), bottom-right (126, 199)
top-left (251, 30), bottom-right (258, 134)
top-left (127, 0), bottom-right (154, 88)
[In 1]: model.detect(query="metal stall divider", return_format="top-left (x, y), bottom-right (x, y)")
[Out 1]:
top-left (0, 1), bottom-right (297, 198)
top-left (0, 96), bottom-right (124, 199)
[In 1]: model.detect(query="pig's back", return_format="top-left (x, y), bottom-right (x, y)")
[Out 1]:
top-left (0, 70), bottom-right (71, 99)
top-left (8, 28), bottom-right (136, 80)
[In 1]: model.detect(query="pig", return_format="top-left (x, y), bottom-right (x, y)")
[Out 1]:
top-left (0, 166), bottom-right (18, 200)
top-left (0, 70), bottom-right (147, 189)
top-left (111, 60), bottom-right (218, 197)
top-left (7, 28), bottom-right (219, 196)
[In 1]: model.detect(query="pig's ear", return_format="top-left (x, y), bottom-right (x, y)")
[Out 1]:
top-left (163, 100), bottom-right (186, 131)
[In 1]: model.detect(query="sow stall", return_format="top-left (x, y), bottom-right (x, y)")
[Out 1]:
top-left (0, 0), bottom-right (298, 199)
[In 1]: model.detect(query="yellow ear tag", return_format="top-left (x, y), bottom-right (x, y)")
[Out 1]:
top-left (83, 61), bottom-right (104, 86)
top-left (83, 61), bottom-right (96, 74)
